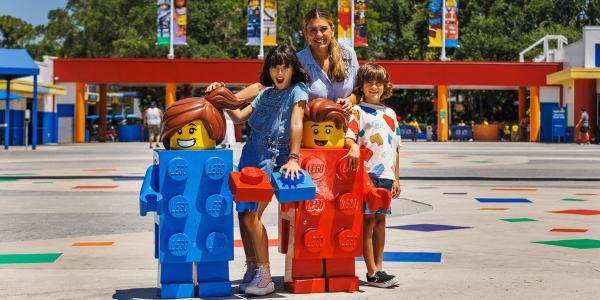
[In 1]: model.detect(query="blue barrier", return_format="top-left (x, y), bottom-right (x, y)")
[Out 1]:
top-left (398, 125), bottom-right (416, 141)
top-left (119, 125), bottom-right (142, 142)
top-left (450, 126), bottom-right (472, 140)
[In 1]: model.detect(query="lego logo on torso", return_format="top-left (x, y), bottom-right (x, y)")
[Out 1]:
top-left (204, 157), bottom-right (227, 180)
top-left (168, 195), bottom-right (190, 218)
top-left (338, 229), bottom-right (359, 252)
top-left (337, 157), bottom-right (357, 179)
top-left (168, 233), bottom-right (190, 256)
top-left (304, 194), bottom-right (326, 216)
top-left (337, 193), bottom-right (359, 215)
top-left (206, 232), bottom-right (228, 255)
top-left (304, 229), bottom-right (324, 252)
top-left (168, 158), bottom-right (189, 181)
top-left (302, 157), bottom-right (326, 180)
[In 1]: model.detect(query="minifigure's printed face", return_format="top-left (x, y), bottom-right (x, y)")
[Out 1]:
top-left (265, 0), bottom-right (276, 9)
top-left (302, 120), bottom-right (345, 149)
top-left (447, 0), bottom-right (457, 8)
top-left (159, 4), bottom-right (169, 9)
top-left (169, 121), bottom-right (216, 150)
top-left (249, 0), bottom-right (259, 8)
top-left (175, 0), bottom-right (185, 7)
top-left (356, 2), bottom-right (365, 9)
top-left (340, 0), bottom-right (350, 8)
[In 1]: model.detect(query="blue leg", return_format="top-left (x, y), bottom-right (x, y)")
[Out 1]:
top-left (197, 261), bottom-right (232, 297)
top-left (158, 262), bottom-right (194, 299)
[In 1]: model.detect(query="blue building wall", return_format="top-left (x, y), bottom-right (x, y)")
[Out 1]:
top-left (1, 109), bottom-right (58, 145)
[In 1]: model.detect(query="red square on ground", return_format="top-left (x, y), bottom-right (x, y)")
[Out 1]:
top-left (547, 209), bottom-right (600, 215)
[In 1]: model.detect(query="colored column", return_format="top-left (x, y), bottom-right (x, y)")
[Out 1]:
top-left (166, 83), bottom-right (176, 108)
top-left (530, 86), bottom-right (539, 142)
top-left (433, 86), bottom-right (438, 112)
top-left (438, 85), bottom-right (448, 142)
top-left (518, 87), bottom-right (527, 141)
top-left (99, 84), bottom-right (107, 142)
top-left (32, 76), bottom-right (38, 150)
top-left (75, 82), bottom-right (86, 143)
top-left (4, 79), bottom-right (11, 150)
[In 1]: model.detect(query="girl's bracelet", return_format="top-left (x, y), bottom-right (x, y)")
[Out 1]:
top-left (288, 153), bottom-right (299, 160)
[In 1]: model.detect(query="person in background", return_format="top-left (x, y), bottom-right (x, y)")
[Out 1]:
top-left (458, 119), bottom-right (465, 126)
top-left (143, 102), bottom-right (163, 148)
top-left (409, 117), bottom-right (420, 141)
top-left (576, 107), bottom-right (590, 145)
top-left (519, 116), bottom-right (529, 141)
top-left (483, 118), bottom-right (489, 125)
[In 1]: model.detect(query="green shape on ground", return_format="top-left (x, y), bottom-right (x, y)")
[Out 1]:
top-left (32, 182), bottom-right (53, 184)
top-left (0, 179), bottom-right (18, 182)
top-left (469, 161), bottom-right (494, 163)
top-left (531, 239), bottom-right (600, 249)
top-left (3, 173), bottom-right (36, 175)
top-left (0, 253), bottom-right (62, 264)
top-left (561, 198), bottom-right (588, 201)
top-left (500, 218), bottom-right (538, 222)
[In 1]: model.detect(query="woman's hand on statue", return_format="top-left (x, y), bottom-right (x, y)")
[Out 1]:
top-left (336, 97), bottom-right (353, 113)
top-left (206, 82), bottom-right (225, 94)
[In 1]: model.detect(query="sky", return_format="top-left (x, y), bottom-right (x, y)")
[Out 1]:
top-left (0, 0), bottom-right (69, 26)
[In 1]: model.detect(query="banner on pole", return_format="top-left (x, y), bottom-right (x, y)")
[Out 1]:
top-left (263, 0), bottom-right (277, 46)
top-left (157, 0), bottom-right (172, 45)
top-left (173, 0), bottom-right (187, 45)
top-left (247, 0), bottom-right (261, 46)
top-left (337, 0), bottom-right (352, 46)
top-left (444, 0), bottom-right (458, 48)
top-left (354, 0), bottom-right (367, 46)
top-left (429, 0), bottom-right (459, 48)
top-left (428, 0), bottom-right (442, 47)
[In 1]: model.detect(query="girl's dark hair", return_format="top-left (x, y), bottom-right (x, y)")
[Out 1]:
top-left (352, 63), bottom-right (393, 101)
top-left (259, 44), bottom-right (312, 87)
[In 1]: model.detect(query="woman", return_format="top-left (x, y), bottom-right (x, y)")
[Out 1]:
top-left (207, 8), bottom-right (359, 112)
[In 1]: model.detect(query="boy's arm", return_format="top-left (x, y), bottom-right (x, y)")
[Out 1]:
top-left (344, 137), bottom-right (361, 171)
top-left (279, 101), bottom-right (306, 179)
top-left (392, 148), bottom-right (401, 198)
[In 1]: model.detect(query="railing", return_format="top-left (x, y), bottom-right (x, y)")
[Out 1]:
top-left (519, 35), bottom-right (568, 62)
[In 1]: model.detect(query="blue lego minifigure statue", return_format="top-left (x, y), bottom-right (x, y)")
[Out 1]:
top-left (140, 88), bottom-right (246, 298)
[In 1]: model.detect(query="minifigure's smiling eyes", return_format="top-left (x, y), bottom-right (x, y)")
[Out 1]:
top-left (312, 124), bottom-right (333, 135)
top-left (178, 124), bottom-right (197, 135)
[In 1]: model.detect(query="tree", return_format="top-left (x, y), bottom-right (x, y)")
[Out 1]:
top-left (0, 15), bottom-right (40, 49)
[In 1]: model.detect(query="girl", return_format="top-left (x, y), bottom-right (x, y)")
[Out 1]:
top-left (218, 44), bottom-right (311, 296)
top-left (345, 63), bottom-right (401, 288)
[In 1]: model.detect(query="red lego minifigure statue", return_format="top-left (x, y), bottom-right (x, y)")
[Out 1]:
top-left (278, 99), bottom-right (391, 294)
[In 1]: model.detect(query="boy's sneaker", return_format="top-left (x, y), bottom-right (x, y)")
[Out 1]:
top-left (238, 261), bottom-right (257, 293)
top-left (244, 265), bottom-right (275, 295)
top-left (155, 144), bottom-right (160, 148)
top-left (585, 141), bottom-right (590, 145)
top-left (367, 270), bottom-right (399, 288)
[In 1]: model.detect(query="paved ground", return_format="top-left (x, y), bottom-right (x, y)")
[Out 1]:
top-left (0, 141), bottom-right (599, 299)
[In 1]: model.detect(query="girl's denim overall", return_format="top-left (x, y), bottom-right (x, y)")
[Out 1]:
top-left (239, 86), bottom-right (293, 177)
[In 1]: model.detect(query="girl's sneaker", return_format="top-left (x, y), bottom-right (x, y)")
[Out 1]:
top-left (244, 265), bottom-right (275, 295)
top-left (239, 261), bottom-right (258, 293)
top-left (366, 270), bottom-right (399, 288)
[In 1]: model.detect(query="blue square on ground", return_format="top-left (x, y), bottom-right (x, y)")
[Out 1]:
top-left (417, 187), bottom-right (437, 189)
top-left (444, 193), bottom-right (468, 195)
top-left (476, 198), bottom-right (532, 203)
top-left (387, 224), bottom-right (471, 232)
top-left (356, 252), bottom-right (442, 262)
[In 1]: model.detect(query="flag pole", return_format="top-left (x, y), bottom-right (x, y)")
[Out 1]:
top-left (440, 0), bottom-right (448, 61)
top-left (258, 0), bottom-right (265, 59)
top-left (168, 0), bottom-right (174, 59)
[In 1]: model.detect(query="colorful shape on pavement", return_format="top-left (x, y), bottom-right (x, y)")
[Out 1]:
top-left (444, 193), bottom-right (467, 195)
top-left (32, 182), bottom-right (53, 184)
top-left (72, 186), bottom-right (118, 189)
top-left (387, 224), bottom-right (471, 232)
top-left (574, 193), bottom-right (597, 196)
top-left (550, 229), bottom-right (588, 233)
top-left (476, 198), bottom-right (532, 203)
top-left (491, 189), bottom-right (537, 191)
top-left (531, 239), bottom-right (600, 249)
top-left (547, 209), bottom-right (600, 215)
top-left (2, 173), bottom-right (37, 175)
top-left (83, 169), bottom-right (116, 171)
top-left (417, 187), bottom-right (437, 189)
top-left (561, 198), bottom-right (589, 202)
top-left (479, 208), bottom-right (509, 210)
top-left (72, 242), bottom-right (115, 246)
top-left (112, 178), bottom-right (144, 181)
top-left (0, 253), bottom-right (62, 264)
top-left (0, 179), bottom-right (18, 182)
top-left (500, 218), bottom-right (537, 222)
top-left (356, 252), bottom-right (442, 262)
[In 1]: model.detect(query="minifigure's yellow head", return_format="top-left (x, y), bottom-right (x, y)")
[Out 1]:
top-left (447, 0), bottom-right (457, 8)
top-left (161, 88), bottom-right (246, 150)
top-left (302, 98), bottom-right (348, 149)
top-left (340, 0), bottom-right (350, 8)
top-left (249, 0), bottom-right (259, 8)
top-left (169, 121), bottom-right (216, 150)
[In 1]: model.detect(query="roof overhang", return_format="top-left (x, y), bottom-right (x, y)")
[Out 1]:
top-left (0, 79), bottom-right (67, 96)
top-left (547, 68), bottom-right (600, 85)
